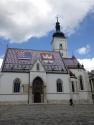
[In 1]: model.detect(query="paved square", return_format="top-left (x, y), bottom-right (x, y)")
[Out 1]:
top-left (0, 104), bottom-right (94, 125)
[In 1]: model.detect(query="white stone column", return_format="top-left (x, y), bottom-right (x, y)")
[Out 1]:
top-left (43, 85), bottom-right (47, 103)
top-left (29, 86), bottom-right (33, 104)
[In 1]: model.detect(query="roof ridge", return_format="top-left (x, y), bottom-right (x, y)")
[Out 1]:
top-left (7, 48), bottom-right (60, 53)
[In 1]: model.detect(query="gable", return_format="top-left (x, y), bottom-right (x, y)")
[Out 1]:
top-left (31, 60), bottom-right (45, 72)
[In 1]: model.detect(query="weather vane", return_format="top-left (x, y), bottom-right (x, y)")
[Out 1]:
top-left (56, 16), bottom-right (59, 22)
top-left (56, 15), bottom-right (61, 22)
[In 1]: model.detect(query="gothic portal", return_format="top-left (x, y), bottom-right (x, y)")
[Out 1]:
top-left (32, 77), bottom-right (44, 103)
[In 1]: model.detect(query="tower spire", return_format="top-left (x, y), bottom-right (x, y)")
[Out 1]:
top-left (56, 17), bottom-right (60, 32)
top-left (57, 16), bottom-right (59, 22)
top-left (53, 18), bottom-right (65, 38)
top-left (52, 18), bottom-right (67, 57)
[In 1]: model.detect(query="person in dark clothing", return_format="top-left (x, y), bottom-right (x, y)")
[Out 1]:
top-left (69, 98), bottom-right (73, 106)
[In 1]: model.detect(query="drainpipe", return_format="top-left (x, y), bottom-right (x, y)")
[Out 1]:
top-left (28, 71), bottom-right (30, 104)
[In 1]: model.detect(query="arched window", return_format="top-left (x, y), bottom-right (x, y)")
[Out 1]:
top-left (79, 76), bottom-right (84, 90)
top-left (57, 79), bottom-right (63, 92)
top-left (71, 81), bottom-right (75, 92)
top-left (13, 78), bottom-right (21, 93)
top-left (59, 44), bottom-right (63, 49)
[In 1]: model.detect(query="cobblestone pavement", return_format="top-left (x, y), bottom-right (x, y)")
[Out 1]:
top-left (0, 104), bottom-right (94, 125)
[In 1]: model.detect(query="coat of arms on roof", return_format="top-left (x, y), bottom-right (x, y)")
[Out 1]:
top-left (40, 53), bottom-right (54, 64)
top-left (16, 50), bottom-right (32, 60)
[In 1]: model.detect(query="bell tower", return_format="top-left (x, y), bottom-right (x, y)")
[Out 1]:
top-left (51, 18), bottom-right (68, 57)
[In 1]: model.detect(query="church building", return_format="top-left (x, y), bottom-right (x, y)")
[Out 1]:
top-left (0, 19), bottom-right (93, 104)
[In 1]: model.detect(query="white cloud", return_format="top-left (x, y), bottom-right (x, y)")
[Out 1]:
top-left (77, 44), bottom-right (90, 55)
top-left (0, 0), bottom-right (94, 42)
top-left (78, 58), bottom-right (94, 71)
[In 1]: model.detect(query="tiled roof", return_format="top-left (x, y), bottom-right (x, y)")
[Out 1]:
top-left (63, 56), bottom-right (84, 69)
top-left (2, 48), bottom-right (68, 73)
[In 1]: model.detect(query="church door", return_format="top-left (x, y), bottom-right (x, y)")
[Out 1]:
top-left (32, 77), bottom-right (44, 103)
top-left (34, 93), bottom-right (41, 103)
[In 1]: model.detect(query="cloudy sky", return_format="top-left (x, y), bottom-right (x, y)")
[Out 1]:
top-left (0, 0), bottom-right (94, 71)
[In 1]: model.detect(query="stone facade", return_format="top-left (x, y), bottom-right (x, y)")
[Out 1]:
top-left (89, 70), bottom-right (94, 103)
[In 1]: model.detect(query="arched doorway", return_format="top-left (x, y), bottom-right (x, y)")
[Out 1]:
top-left (32, 77), bottom-right (44, 103)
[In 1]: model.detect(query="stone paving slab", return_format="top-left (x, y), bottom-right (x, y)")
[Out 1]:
top-left (0, 104), bottom-right (94, 125)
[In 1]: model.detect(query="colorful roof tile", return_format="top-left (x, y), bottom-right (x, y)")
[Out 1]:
top-left (2, 48), bottom-right (68, 73)
top-left (63, 56), bottom-right (84, 69)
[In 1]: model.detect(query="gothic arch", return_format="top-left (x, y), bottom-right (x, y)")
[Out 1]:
top-left (79, 75), bottom-right (84, 90)
top-left (32, 77), bottom-right (44, 103)
top-left (56, 79), bottom-right (63, 92)
top-left (13, 78), bottom-right (21, 93)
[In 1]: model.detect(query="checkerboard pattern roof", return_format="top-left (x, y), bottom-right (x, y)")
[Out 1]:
top-left (63, 56), bottom-right (84, 69)
top-left (2, 48), bottom-right (68, 73)
top-left (1, 48), bottom-right (84, 73)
